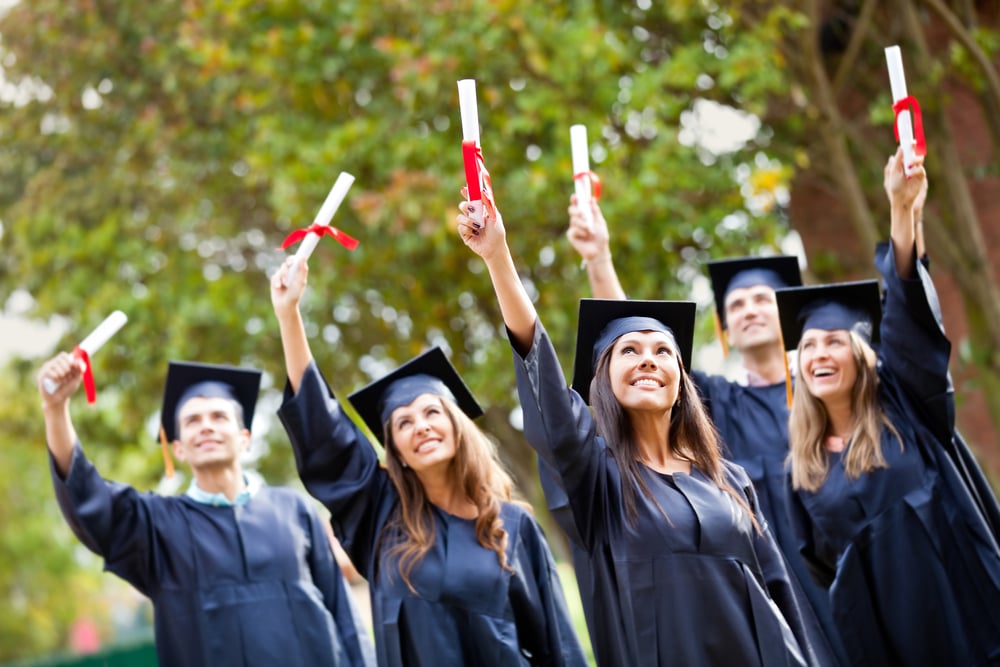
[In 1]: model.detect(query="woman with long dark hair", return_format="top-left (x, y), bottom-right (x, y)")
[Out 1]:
top-left (777, 149), bottom-right (1000, 666)
top-left (456, 193), bottom-right (815, 666)
top-left (269, 257), bottom-right (587, 667)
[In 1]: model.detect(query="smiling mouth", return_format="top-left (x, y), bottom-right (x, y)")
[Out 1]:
top-left (631, 378), bottom-right (663, 387)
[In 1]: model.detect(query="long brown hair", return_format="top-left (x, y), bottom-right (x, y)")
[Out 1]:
top-left (381, 396), bottom-right (525, 592)
top-left (789, 330), bottom-right (903, 492)
top-left (589, 339), bottom-right (758, 530)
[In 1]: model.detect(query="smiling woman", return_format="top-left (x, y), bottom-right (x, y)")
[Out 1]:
top-left (269, 257), bottom-right (587, 667)
top-left (457, 184), bottom-right (819, 666)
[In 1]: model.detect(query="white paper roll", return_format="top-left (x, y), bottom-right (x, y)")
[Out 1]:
top-left (885, 46), bottom-right (918, 175)
top-left (284, 172), bottom-right (356, 286)
top-left (570, 124), bottom-right (593, 228)
top-left (457, 79), bottom-right (480, 145)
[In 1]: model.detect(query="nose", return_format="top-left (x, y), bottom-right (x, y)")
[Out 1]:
top-left (414, 418), bottom-right (431, 435)
top-left (638, 352), bottom-right (658, 369)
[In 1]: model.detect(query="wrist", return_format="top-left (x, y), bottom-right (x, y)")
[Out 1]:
top-left (582, 253), bottom-right (612, 269)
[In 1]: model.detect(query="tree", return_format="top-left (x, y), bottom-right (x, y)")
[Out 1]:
top-left (3, 0), bottom-right (997, 659)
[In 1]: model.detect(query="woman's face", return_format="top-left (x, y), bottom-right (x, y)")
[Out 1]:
top-left (389, 393), bottom-right (457, 472)
top-left (798, 328), bottom-right (858, 405)
top-left (607, 330), bottom-right (681, 413)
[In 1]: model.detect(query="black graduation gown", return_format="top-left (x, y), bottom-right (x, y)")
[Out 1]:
top-left (692, 372), bottom-right (847, 666)
top-left (50, 443), bottom-right (372, 667)
top-left (788, 243), bottom-right (1000, 666)
top-left (513, 322), bottom-right (813, 667)
top-left (277, 362), bottom-right (588, 667)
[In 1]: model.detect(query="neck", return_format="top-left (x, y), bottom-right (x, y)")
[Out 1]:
top-left (192, 465), bottom-right (246, 501)
top-left (417, 466), bottom-right (478, 519)
top-left (739, 343), bottom-right (787, 385)
top-left (630, 409), bottom-right (690, 474)
top-left (823, 398), bottom-right (855, 440)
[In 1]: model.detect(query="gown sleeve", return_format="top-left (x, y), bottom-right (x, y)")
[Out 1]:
top-left (49, 442), bottom-right (157, 595)
top-left (510, 321), bottom-right (609, 551)
top-left (277, 361), bottom-right (395, 576)
top-left (732, 464), bottom-right (817, 667)
top-left (303, 499), bottom-right (376, 667)
top-left (507, 511), bottom-right (587, 666)
top-left (875, 240), bottom-right (954, 442)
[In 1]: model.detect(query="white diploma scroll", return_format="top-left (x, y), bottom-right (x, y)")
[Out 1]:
top-left (458, 79), bottom-right (483, 224)
top-left (458, 79), bottom-right (480, 147)
top-left (284, 171), bottom-right (356, 287)
top-left (43, 310), bottom-right (128, 394)
top-left (885, 46), bottom-right (918, 176)
top-left (570, 124), bottom-right (593, 230)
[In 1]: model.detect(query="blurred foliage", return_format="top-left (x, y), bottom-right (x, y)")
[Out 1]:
top-left (2, 0), bottom-right (998, 660)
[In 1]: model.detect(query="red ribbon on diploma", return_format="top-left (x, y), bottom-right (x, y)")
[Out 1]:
top-left (75, 346), bottom-right (96, 405)
top-left (280, 223), bottom-right (360, 252)
top-left (462, 141), bottom-right (496, 220)
top-left (892, 95), bottom-right (927, 158)
top-left (573, 170), bottom-right (602, 201)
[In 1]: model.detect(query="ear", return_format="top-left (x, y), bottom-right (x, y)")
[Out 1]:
top-left (171, 439), bottom-right (187, 463)
top-left (238, 429), bottom-right (252, 451)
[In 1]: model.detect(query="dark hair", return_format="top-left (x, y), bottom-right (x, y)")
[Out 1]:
top-left (589, 339), bottom-right (759, 530)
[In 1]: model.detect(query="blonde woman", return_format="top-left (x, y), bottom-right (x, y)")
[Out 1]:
top-left (777, 148), bottom-right (1000, 666)
top-left (269, 257), bottom-right (586, 667)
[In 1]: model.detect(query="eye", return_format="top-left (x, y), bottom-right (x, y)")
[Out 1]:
top-left (620, 345), bottom-right (636, 355)
top-left (801, 341), bottom-right (814, 351)
top-left (657, 345), bottom-right (673, 355)
top-left (395, 418), bottom-right (411, 430)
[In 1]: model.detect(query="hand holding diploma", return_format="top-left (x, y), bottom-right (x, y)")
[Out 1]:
top-left (280, 171), bottom-right (359, 287)
top-left (885, 45), bottom-right (926, 176)
top-left (41, 310), bottom-right (128, 404)
top-left (458, 79), bottom-right (496, 225)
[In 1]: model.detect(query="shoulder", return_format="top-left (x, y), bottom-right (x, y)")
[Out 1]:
top-left (719, 459), bottom-right (753, 488)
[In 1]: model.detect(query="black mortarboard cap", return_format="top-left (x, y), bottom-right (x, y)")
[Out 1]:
top-left (160, 361), bottom-right (262, 443)
top-left (571, 299), bottom-right (696, 405)
top-left (706, 256), bottom-right (802, 327)
top-left (775, 280), bottom-right (883, 351)
top-left (347, 346), bottom-right (483, 444)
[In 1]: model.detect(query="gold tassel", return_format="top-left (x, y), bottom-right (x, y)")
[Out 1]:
top-left (159, 426), bottom-right (175, 479)
top-left (713, 311), bottom-right (729, 358)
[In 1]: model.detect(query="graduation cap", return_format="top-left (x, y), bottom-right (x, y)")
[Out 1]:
top-left (775, 280), bottom-right (882, 351)
top-left (571, 299), bottom-right (697, 405)
top-left (774, 280), bottom-right (882, 407)
top-left (347, 346), bottom-right (483, 445)
top-left (158, 361), bottom-right (262, 477)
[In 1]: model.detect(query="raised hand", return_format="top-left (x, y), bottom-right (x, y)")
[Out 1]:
top-left (456, 186), bottom-right (508, 262)
top-left (37, 352), bottom-right (84, 408)
top-left (271, 256), bottom-right (308, 319)
top-left (566, 195), bottom-right (612, 262)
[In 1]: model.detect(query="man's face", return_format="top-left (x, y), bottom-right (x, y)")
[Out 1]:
top-left (723, 285), bottom-right (782, 353)
top-left (172, 396), bottom-right (249, 471)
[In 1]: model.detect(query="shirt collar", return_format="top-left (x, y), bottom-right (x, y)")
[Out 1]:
top-left (186, 474), bottom-right (259, 507)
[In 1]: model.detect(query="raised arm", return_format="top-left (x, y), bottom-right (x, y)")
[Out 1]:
top-left (566, 195), bottom-right (626, 300)
top-left (37, 352), bottom-right (85, 477)
top-left (455, 191), bottom-right (537, 355)
top-left (883, 147), bottom-right (926, 280)
top-left (271, 256), bottom-right (314, 393)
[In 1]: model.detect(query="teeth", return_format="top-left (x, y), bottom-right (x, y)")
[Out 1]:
top-left (633, 379), bottom-right (659, 387)
top-left (813, 369), bottom-right (835, 377)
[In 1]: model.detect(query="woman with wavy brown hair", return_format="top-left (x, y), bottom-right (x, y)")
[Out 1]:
top-left (269, 257), bottom-right (586, 667)
top-left (456, 190), bottom-right (817, 666)
top-left (777, 148), bottom-right (1000, 666)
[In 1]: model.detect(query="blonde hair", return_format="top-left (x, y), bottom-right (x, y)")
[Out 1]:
top-left (381, 396), bottom-right (526, 593)
top-left (789, 330), bottom-right (903, 492)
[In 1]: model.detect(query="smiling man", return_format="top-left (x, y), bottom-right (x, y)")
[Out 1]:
top-left (37, 356), bottom-right (373, 667)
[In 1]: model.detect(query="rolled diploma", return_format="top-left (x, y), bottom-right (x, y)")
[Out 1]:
top-left (570, 124), bottom-right (593, 229)
top-left (458, 79), bottom-right (483, 223)
top-left (43, 310), bottom-right (128, 393)
top-left (885, 46), bottom-right (917, 175)
top-left (284, 171), bottom-right (356, 286)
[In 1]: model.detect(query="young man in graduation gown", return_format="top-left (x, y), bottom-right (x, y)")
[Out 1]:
top-left (566, 200), bottom-right (847, 665)
top-left (37, 354), bottom-right (374, 667)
